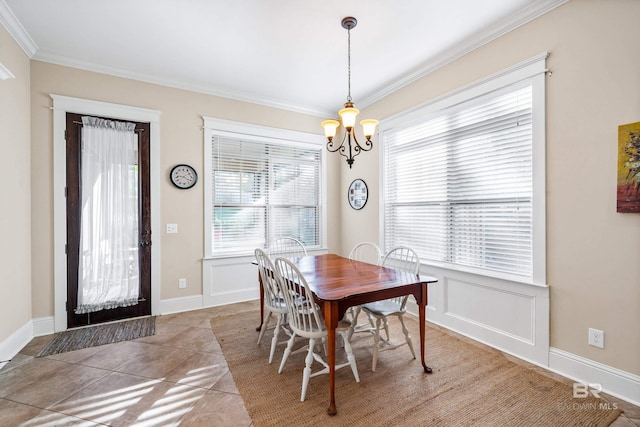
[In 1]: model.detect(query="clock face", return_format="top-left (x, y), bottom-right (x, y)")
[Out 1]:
top-left (170, 164), bottom-right (197, 189)
top-left (348, 179), bottom-right (368, 210)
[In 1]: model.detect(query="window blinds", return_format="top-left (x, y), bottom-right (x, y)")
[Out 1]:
top-left (211, 136), bottom-right (320, 254)
top-left (384, 82), bottom-right (533, 278)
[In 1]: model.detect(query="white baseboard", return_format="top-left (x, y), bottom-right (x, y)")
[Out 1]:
top-left (32, 316), bottom-right (55, 337)
top-left (549, 347), bottom-right (640, 407)
top-left (159, 295), bottom-right (204, 315)
top-left (0, 321), bottom-right (33, 370)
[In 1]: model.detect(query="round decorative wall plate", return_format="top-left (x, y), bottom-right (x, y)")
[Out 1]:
top-left (170, 164), bottom-right (198, 189)
top-left (348, 178), bottom-right (368, 210)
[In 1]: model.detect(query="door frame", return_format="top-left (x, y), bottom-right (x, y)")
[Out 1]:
top-left (52, 94), bottom-right (161, 332)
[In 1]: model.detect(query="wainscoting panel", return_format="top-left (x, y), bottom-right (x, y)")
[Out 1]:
top-left (408, 264), bottom-right (549, 366)
top-left (202, 255), bottom-right (259, 308)
top-left (445, 278), bottom-right (535, 343)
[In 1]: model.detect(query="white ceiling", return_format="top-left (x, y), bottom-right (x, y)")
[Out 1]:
top-left (1, 0), bottom-right (565, 116)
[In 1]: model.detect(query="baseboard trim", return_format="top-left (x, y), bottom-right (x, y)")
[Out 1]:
top-left (548, 347), bottom-right (640, 407)
top-left (0, 321), bottom-right (33, 370)
top-left (32, 316), bottom-right (55, 337)
top-left (159, 295), bottom-right (204, 315)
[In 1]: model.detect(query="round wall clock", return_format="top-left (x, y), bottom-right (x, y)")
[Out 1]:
top-left (170, 164), bottom-right (198, 189)
top-left (348, 178), bottom-right (368, 210)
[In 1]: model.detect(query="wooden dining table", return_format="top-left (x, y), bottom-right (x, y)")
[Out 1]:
top-left (258, 253), bottom-right (438, 415)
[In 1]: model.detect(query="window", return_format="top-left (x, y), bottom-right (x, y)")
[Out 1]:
top-left (382, 54), bottom-right (546, 284)
top-left (204, 118), bottom-right (324, 257)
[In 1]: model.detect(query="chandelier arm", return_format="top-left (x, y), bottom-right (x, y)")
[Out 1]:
top-left (326, 131), bottom-right (348, 155)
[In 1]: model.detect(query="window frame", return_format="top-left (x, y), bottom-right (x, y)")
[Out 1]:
top-left (379, 53), bottom-right (547, 286)
top-left (203, 117), bottom-right (327, 259)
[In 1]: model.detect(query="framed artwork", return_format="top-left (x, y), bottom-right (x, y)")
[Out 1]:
top-left (617, 121), bottom-right (640, 213)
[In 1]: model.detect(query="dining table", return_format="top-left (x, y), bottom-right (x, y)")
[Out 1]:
top-left (257, 253), bottom-right (438, 415)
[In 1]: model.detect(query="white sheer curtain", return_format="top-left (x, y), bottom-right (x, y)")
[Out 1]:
top-left (76, 116), bottom-right (140, 314)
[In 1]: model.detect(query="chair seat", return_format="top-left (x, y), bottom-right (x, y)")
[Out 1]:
top-left (362, 300), bottom-right (405, 317)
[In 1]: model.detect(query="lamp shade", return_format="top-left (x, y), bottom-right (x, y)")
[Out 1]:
top-left (321, 120), bottom-right (340, 139)
top-left (339, 107), bottom-right (360, 129)
top-left (360, 119), bottom-right (379, 138)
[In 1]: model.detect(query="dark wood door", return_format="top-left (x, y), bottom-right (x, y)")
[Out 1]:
top-left (65, 112), bottom-right (151, 328)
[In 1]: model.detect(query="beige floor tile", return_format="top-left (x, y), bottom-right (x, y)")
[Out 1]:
top-left (51, 371), bottom-right (207, 427)
top-left (211, 371), bottom-right (240, 395)
top-left (160, 327), bottom-right (216, 351)
top-left (4, 361), bottom-right (109, 408)
top-left (159, 310), bottom-right (216, 328)
top-left (18, 335), bottom-right (56, 357)
top-left (0, 357), bottom-right (69, 398)
top-left (198, 337), bottom-right (223, 355)
top-left (133, 323), bottom-right (191, 345)
top-left (0, 398), bottom-right (43, 425)
top-left (44, 342), bottom-right (105, 364)
top-left (72, 340), bottom-right (156, 371)
top-left (165, 352), bottom-right (229, 390)
top-left (116, 345), bottom-right (196, 379)
top-left (0, 398), bottom-right (102, 426)
top-left (176, 389), bottom-right (251, 427)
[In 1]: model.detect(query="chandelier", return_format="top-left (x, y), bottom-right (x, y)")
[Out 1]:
top-left (321, 17), bottom-right (378, 169)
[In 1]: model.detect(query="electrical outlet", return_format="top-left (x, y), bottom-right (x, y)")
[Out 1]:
top-left (166, 223), bottom-right (178, 234)
top-left (178, 278), bottom-right (187, 289)
top-left (588, 328), bottom-right (604, 349)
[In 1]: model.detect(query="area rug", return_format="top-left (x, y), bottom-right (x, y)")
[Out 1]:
top-left (210, 304), bottom-right (621, 427)
top-left (36, 316), bottom-right (156, 357)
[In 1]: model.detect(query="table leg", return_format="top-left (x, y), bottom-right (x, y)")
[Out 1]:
top-left (324, 301), bottom-right (338, 415)
top-left (418, 283), bottom-right (432, 374)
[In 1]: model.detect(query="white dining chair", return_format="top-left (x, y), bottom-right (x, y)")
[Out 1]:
top-left (274, 257), bottom-right (360, 402)
top-left (269, 237), bottom-right (308, 259)
top-left (346, 242), bottom-right (382, 338)
top-left (358, 246), bottom-right (421, 372)
top-left (255, 248), bottom-right (291, 364)
top-left (348, 242), bottom-right (382, 266)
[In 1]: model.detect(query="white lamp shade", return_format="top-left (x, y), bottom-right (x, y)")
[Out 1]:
top-left (360, 119), bottom-right (379, 138)
top-left (339, 107), bottom-right (360, 129)
top-left (321, 120), bottom-right (340, 138)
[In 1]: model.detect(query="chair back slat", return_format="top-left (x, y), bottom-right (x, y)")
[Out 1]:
top-left (349, 242), bottom-right (382, 266)
top-left (274, 257), bottom-right (325, 337)
top-left (382, 246), bottom-right (421, 308)
top-left (269, 237), bottom-right (308, 259)
top-left (255, 248), bottom-right (282, 307)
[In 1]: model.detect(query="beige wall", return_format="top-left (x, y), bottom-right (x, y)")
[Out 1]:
top-left (0, 25), bottom-right (32, 342)
top-left (4, 0), bottom-right (638, 378)
top-left (343, 0), bottom-right (640, 375)
top-left (29, 62), bottom-right (340, 317)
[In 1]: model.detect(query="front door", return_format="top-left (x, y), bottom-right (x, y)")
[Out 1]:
top-left (65, 112), bottom-right (151, 328)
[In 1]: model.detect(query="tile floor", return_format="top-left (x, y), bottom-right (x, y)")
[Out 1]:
top-left (1, 304), bottom-right (639, 426)
top-left (0, 307), bottom-right (252, 426)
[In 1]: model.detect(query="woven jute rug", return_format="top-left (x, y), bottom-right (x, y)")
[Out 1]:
top-left (210, 303), bottom-right (621, 427)
top-left (36, 316), bottom-right (155, 357)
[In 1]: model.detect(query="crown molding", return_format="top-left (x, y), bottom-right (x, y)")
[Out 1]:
top-left (359, 0), bottom-right (569, 108)
top-left (0, 0), bottom-right (38, 57)
top-left (33, 49), bottom-right (331, 118)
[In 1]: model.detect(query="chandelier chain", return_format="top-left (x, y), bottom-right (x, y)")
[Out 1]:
top-left (347, 27), bottom-right (352, 103)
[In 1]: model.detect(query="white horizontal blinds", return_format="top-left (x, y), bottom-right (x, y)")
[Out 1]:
top-left (268, 145), bottom-right (320, 246)
top-left (385, 82), bottom-right (533, 278)
top-left (211, 135), bottom-right (320, 254)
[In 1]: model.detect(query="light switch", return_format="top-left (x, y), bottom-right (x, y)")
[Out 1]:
top-left (166, 223), bottom-right (178, 234)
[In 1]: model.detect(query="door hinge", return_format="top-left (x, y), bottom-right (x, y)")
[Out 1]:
top-left (64, 187), bottom-right (67, 197)
top-left (65, 244), bottom-right (67, 254)
top-left (64, 129), bottom-right (67, 141)
top-left (65, 301), bottom-right (69, 312)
